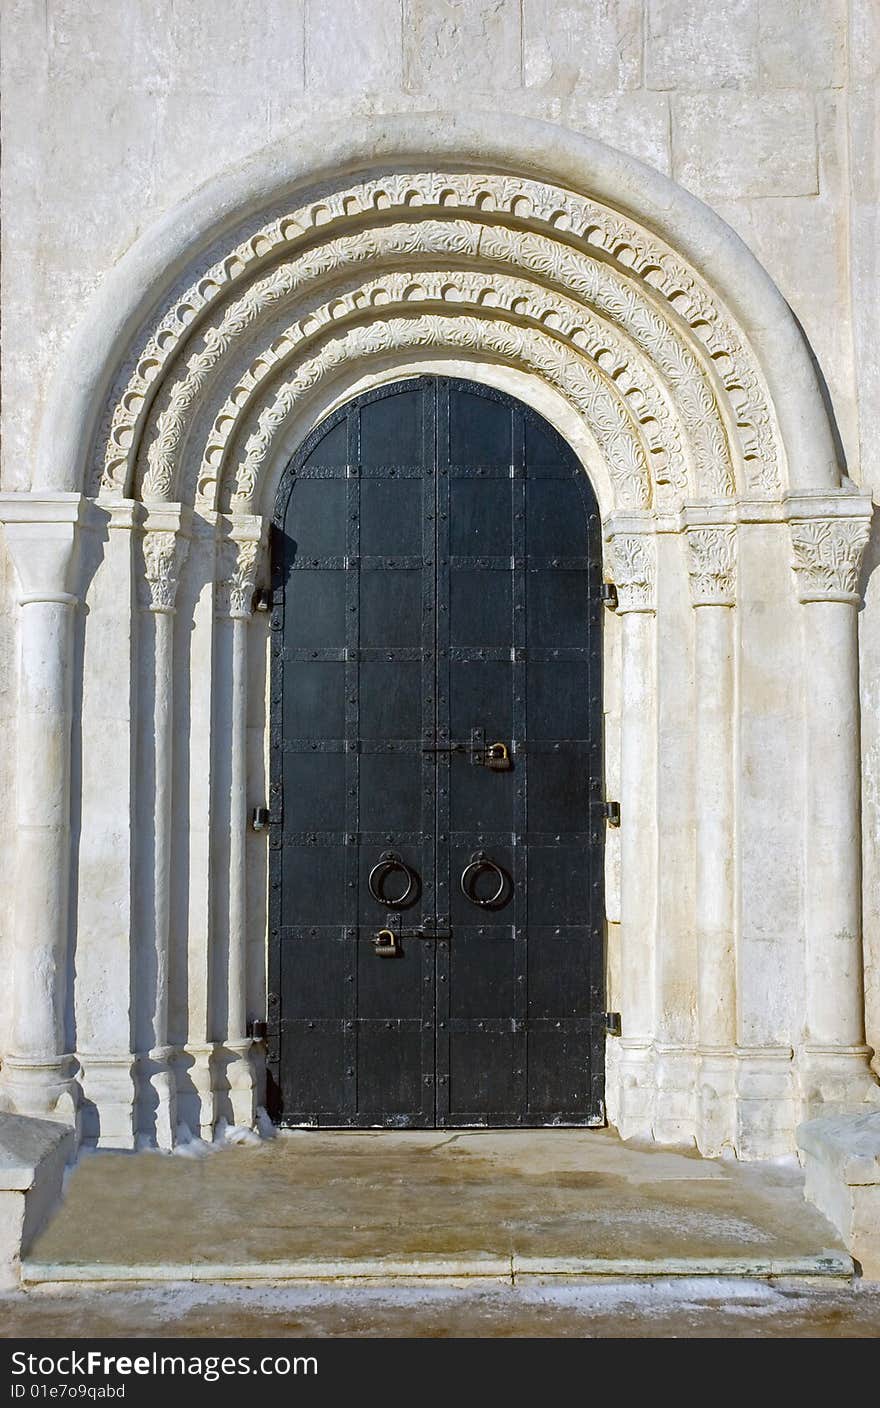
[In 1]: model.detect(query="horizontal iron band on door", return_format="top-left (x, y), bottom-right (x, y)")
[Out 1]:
top-left (293, 464), bottom-right (585, 480)
top-left (279, 1017), bottom-right (606, 1033)
top-left (279, 738), bottom-right (599, 755)
top-left (276, 923), bottom-right (596, 938)
top-left (287, 556), bottom-right (597, 570)
top-left (280, 647), bottom-right (597, 663)
top-left (293, 464), bottom-right (531, 480)
top-left (294, 464), bottom-right (426, 479)
top-left (279, 830), bottom-right (596, 847)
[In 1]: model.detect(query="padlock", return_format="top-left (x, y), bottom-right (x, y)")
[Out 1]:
top-left (485, 741), bottom-right (512, 771)
top-left (373, 927), bottom-right (402, 957)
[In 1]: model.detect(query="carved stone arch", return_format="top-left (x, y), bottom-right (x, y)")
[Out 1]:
top-left (220, 313), bottom-right (652, 514)
top-left (140, 265), bottom-right (697, 512)
top-left (125, 217), bottom-right (737, 508)
top-left (166, 297), bottom-right (669, 512)
top-left (94, 172), bottom-right (776, 503)
top-left (37, 114), bottom-right (842, 502)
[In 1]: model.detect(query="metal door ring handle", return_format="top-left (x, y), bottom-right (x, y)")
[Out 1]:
top-left (368, 852), bottom-right (420, 908)
top-left (460, 852), bottom-right (508, 909)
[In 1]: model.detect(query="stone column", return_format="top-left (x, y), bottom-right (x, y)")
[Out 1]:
top-left (608, 528), bottom-right (658, 1139)
top-left (137, 506), bottom-right (190, 1148)
top-left (789, 506), bottom-right (878, 1110)
top-left (213, 518), bottom-right (262, 1127)
top-left (0, 492), bottom-right (84, 1124)
top-left (75, 499), bottom-right (141, 1147)
top-left (686, 523), bottom-right (738, 1154)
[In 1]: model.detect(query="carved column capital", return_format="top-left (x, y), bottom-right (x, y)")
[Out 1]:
top-left (789, 516), bottom-right (871, 604)
top-left (214, 515), bottom-right (265, 620)
top-left (139, 506), bottom-right (190, 613)
top-left (686, 525), bottom-right (737, 607)
top-left (608, 533), bottom-right (656, 613)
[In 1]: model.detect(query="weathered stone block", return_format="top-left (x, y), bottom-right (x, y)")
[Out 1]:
top-left (403, 0), bottom-right (520, 91)
top-left (307, 0), bottom-right (402, 92)
top-left (799, 1111), bottom-right (880, 1280)
top-left (564, 91), bottom-right (671, 175)
top-left (523, 0), bottom-right (642, 96)
top-left (759, 0), bottom-right (846, 89)
top-left (673, 92), bottom-right (817, 199)
top-left (646, 0), bottom-right (758, 91)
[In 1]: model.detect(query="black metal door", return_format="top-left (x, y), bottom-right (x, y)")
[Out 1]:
top-left (269, 378), bottom-right (605, 1127)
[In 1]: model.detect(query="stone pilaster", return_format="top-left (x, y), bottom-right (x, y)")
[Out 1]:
top-left (0, 493), bottom-right (85, 1128)
top-left (607, 523), bottom-right (658, 1139)
top-left (212, 516), bottom-right (264, 1128)
top-left (788, 500), bottom-right (878, 1112)
top-left (136, 505), bottom-right (190, 1148)
top-left (686, 523), bottom-right (738, 1155)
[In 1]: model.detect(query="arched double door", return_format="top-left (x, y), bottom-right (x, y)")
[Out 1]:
top-left (268, 378), bottom-right (606, 1126)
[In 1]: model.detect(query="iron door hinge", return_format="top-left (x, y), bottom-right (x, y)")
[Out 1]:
top-left (602, 800), bottom-right (621, 827)
top-left (601, 582), bottom-right (618, 609)
top-left (604, 1012), bottom-right (622, 1036)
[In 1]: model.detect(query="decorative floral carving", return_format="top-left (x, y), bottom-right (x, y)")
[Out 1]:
top-left (140, 529), bottom-right (188, 612)
top-left (215, 536), bottom-right (260, 618)
top-left (608, 534), bottom-right (657, 613)
top-left (228, 315), bottom-right (651, 512)
top-left (93, 169), bottom-right (775, 505)
top-left (479, 225), bottom-right (734, 497)
top-left (140, 221), bottom-right (481, 500)
top-left (790, 518), bottom-right (871, 602)
top-left (686, 526), bottom-right (737, 606)
top-left (192, 266), bottom-right (685, 508)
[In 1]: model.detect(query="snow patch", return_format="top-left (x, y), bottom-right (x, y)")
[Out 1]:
top-left (213, 1118), bottom-right (262, 1148)
top-left (171, 1124), bottom-right (213, 1159)
top-left (255, 1107), bottom-right (277, 1139)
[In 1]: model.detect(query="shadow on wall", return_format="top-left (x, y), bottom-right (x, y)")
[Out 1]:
top-left (68, 511), bottom-right (111, 1144)
top-left (787, 304), bottom-right (849, 481)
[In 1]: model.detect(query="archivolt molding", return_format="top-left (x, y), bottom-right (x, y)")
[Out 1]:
top-left (187, 269), bottom-right (690, 510)
top-left (132, 219), bottom-right (729, 506)
top-left (96, 169), bottom-right (778, 507)
top-left (228, 314), bottom-right (651, 513)
top-left (478, 225), bottom-right (736, 495)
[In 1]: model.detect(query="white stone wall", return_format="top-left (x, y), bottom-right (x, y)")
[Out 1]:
top-left (1, 1), bottom-right (878, 1088)
top-left (2, 0), bottom-right (874, 486)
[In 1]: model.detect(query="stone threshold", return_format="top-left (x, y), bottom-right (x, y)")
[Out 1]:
top-left (22, 1250), bottom-right (853, 1285)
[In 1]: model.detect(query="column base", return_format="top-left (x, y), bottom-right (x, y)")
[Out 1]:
top-left (174, 1044), bottom-right (219, 1142)
top-left (606, 1041), bottom-right (804, 1158)
top-left (136, 1048), bottom-right (178, 1150)
top-left (214, 1041), bottom-right (258, 1130)
top-left (77, 1054), bottom-right (137, 1149)
top-left (798, 1045), bottom-right (880, 1118)
top-left (614, 1039), bottom-right (656, 1141)
top-left (0, 1056), bottom-right (81, 1140)
top-left (653, 1046), bottom-right (698, 1146)
top-left (734, 1047), bottom-right (798, 1159)
top-left (697, 1048), bottom-right (738, 1157)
